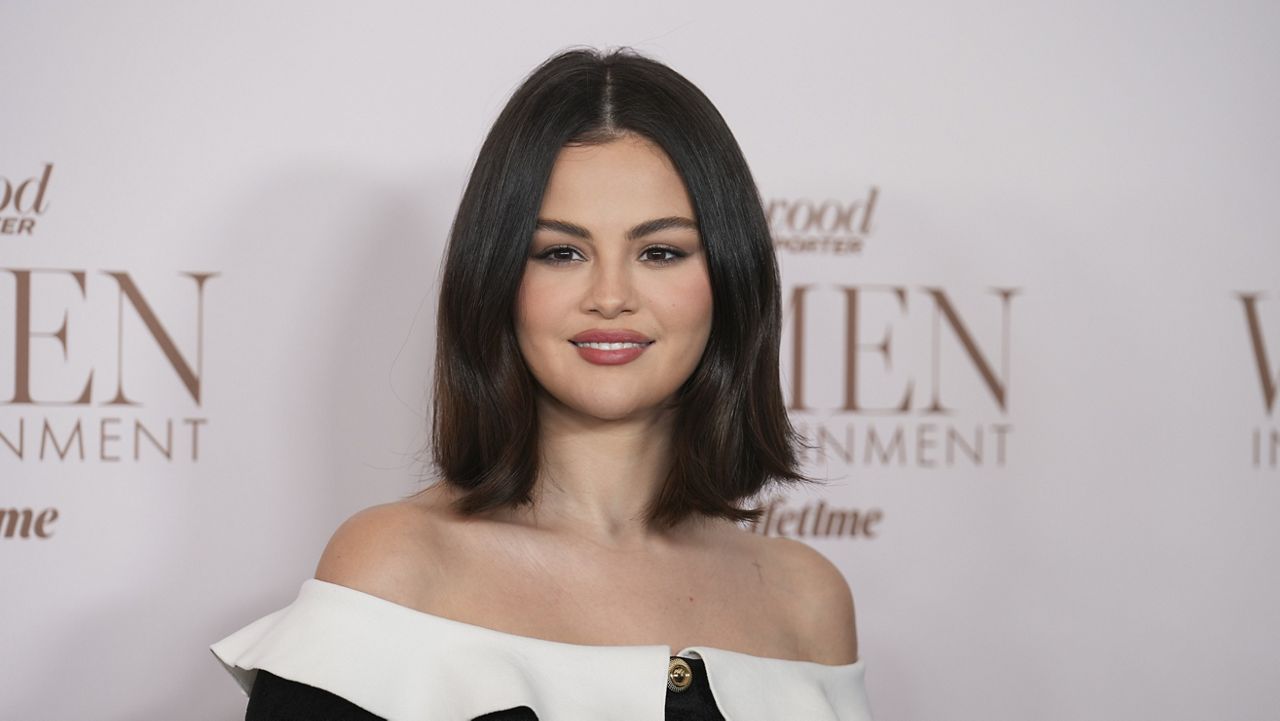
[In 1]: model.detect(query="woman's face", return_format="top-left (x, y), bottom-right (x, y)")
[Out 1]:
top-left (515, 133), bottom-right (713, 422)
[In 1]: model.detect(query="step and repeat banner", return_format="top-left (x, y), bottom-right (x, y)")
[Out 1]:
top-left (2, 2), bottom-right (1277, 720)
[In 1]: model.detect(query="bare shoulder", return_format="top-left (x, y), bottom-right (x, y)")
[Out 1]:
top-left (313, 486), bottom-right (452, 606)
top-left (758, 533), bottom-right (860, 665)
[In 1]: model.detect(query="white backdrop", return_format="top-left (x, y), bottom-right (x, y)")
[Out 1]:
top-left (2, 2), bottom-right (1278, 720)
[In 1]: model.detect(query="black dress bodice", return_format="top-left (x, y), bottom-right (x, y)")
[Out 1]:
top-left (245, 655), bottom-right (726, 721)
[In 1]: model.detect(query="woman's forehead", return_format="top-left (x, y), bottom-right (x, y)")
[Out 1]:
top-left (540, 140), bottom-right (693, 226)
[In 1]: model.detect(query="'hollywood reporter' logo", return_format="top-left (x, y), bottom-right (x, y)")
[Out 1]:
top-left (0, 163), bottom-right (54, 235)
top-left (767, 187), bottom-right (878, 255)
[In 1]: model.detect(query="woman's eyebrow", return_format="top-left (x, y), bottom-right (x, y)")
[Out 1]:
top-left (534, 216), bottom-right (698, 242)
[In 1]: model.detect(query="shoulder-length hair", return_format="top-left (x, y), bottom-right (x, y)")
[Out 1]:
top-left (415, 45), bottom-right (817, 530)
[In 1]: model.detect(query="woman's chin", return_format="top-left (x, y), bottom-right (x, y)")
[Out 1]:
top-left (556, 396), bottom-right (668, 423)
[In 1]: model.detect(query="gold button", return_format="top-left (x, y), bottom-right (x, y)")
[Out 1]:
top-left (667, 657), bottom-right (693, 692)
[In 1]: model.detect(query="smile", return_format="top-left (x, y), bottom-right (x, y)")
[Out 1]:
top-left (571, 341), bottom-right (652, 349)
top-left (569, 340), bottom-right (654, 365)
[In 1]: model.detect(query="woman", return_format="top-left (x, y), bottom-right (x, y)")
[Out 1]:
top-left (212, 46), bottom-right (873, 720)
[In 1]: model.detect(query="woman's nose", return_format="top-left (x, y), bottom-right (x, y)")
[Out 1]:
top-left (584, 258), bottom-right (636, 316)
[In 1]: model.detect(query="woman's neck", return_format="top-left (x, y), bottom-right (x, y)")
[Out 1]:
top-left (515, 396), bottom-right (680, 549)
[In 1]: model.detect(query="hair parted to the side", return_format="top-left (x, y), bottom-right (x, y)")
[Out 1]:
top-left (411, 45), bottom-right (819, 530)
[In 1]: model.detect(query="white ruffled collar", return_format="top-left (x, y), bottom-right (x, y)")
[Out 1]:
top-left (211, 578), bottom-right (872, 721)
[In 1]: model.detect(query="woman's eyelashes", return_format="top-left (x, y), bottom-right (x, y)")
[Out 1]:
top-left (532, 244), bottom-right (689, 267)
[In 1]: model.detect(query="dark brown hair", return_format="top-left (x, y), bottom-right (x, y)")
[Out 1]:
top-left (413, 45), bottom-right (817, 530)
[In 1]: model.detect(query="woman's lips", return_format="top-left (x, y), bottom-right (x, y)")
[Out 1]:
top-left (569, 340), bottom-right (654, 365)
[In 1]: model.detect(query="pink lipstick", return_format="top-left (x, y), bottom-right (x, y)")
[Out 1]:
top-left (569, 329), bottom-right (655, 366)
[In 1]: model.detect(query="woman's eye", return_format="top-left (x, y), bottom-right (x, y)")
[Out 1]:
top-left (534, 246), bottom-right (584, 265)
top-left (642, 246), bottom-right (686, 265)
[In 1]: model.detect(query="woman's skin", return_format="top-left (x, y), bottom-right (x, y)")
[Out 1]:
top-left (315, 133), bottom-right (858, 665)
